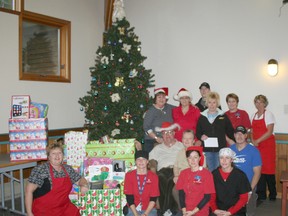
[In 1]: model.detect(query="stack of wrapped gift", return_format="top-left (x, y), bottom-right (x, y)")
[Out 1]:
top-left (9, 118), bottom-right (48, 161)
top-left (9, 95), bottom-right (49, 161)
top-left (81, 138), bottom-right (136, 214)
top-left (64, 131), bottom-right (88, 205)
top-left (86, 138), bottom-right (135, 171)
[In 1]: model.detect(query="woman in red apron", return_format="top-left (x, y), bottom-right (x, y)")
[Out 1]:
top-left (251, 95), bottom-right (277, 201)
top-left (25, 140), bottom-right (89, 216)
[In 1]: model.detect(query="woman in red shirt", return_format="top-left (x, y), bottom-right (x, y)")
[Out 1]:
top-left (172, 88), bottom-right (201, 144)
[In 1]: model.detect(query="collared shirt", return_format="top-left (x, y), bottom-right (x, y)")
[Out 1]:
top-left (28, 162), bottom-right (81, 187)
top-left (149, 141), bottom-right (184, 171)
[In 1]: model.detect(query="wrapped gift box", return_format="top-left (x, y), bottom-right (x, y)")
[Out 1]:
top-left (79, 189), bottom-right (121, 215)
top-left (86, 139), bottom-right (135, 171)
top-left (65, 131), bottom-right (88, 167)
top-left (9, 118), bottom-right (48, 161)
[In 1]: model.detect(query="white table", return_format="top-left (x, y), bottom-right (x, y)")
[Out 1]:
top-left (0, 154), bottom-right (37, 215)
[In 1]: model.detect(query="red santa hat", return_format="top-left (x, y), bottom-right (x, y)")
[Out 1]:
top-left (186, 146), bottom-right (204, 166)
top-left (155, 122), bottom-right (180, 132)
top-left (154, 87), bottom-right (169, 99)
top-left (173, 88), bottom-right (193, 101)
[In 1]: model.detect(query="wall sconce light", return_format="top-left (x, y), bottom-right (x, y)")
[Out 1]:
top-left (267, 59), bottom-right (278, 76)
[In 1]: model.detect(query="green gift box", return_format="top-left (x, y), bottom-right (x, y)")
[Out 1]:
top-left (79, 189), bottom-right (121, 215)
top-left (86, 139), bottom-right (135, 170)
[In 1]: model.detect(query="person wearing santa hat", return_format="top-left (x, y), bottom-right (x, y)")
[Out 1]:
top-left (172, 88), bottom-right (201, 143)
top-left (149, 122), bottom-right (184, 215)
top-left (143, 87), bottom-right (175, 153)
top-left (176, 146), bottom-right (215, 216)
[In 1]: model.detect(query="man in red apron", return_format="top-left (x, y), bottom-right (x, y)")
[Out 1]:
top-left (251, 95), bottom-right (277, 201)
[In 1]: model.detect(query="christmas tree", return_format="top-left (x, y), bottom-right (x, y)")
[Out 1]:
top-left (79, 0), bottom-right (155, 142)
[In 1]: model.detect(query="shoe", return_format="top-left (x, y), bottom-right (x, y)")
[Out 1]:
top-left (257, 197), bottom-right (266, 201)
top-left (256, 199), bottom-right (263, 207)
top-left (269, 198), bottom-right (276, 201)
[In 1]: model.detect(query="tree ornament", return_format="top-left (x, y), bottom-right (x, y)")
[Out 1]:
top-left (110, 53), bottom-right (114, 60)
top-left (80, 107), bottom-right (84, 111)
top-left (111, 93), bottom-right (121, 102)
top-left (128, 69), bottom-right (138, 78)
top-left (118, 27), bottom-right (125, 35)
top-left (108, 83), bottom-right (112, 88)
top-left (122, 43), bottom-right (131, 53)
top-left (140, 104), bottom-right (144, 109)
top-left (119, 58), bottom-right (123, 62)
top-left (114, 77), bottom-right (124, 87)
top-left (115, 121), bottom-right (120, 126)
top-left (111, 129), bottom-right (120, 137)
top-left (130, 120), bottom-right (134, 125)
top-left (112, 0), bottom-right (126, 22)
top-left (122, 110), bottom-right (132, 123)
top-left (104, 105), bottom-right (108, 111)
top-left (119, 39), bottom-right (123, 43)
top-left (101, 56), bottom-right (109, 64)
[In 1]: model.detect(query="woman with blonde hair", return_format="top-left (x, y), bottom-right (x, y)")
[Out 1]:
top-left (251, 94), bottom-right (277, 201)
top-left (196, 92), bottom-right (234, 172)
top-left (25, 139), bottom-right (89, 216)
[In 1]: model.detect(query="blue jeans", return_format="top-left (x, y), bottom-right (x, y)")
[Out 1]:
top-left (126, 208), bottom-right (157, 216)
top-left (144, 139), bottom-right (156, 153)
top-left (204, 152), bottom-right (219, 172)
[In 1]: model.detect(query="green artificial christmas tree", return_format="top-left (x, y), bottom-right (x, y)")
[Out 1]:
top-left (79, 0), bottom-right (154, 142)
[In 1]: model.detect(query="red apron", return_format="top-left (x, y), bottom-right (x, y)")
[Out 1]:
top-left (32, 164), bottom-right (80, 216)
top-left (252, 112), bottom-right (276, 174)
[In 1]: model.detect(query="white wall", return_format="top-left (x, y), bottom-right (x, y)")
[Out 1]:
top-left (125, 0), bottom-right (288, 133)
top-left (1, 0), bottom-right (288, 134)
top-left (0, 0), bottom-right (104, 133)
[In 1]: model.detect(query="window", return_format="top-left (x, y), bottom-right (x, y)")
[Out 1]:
top-left (0, 0), bottom-right (21, 13)
top-left (19, 11), bottom-right (71, 82)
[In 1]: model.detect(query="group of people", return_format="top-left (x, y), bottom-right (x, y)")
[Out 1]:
top-left (24, 82), bottom-right (276, 216)
top-left (126, 82), bottom-right (277, 215)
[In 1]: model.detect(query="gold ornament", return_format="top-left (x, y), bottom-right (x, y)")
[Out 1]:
top-left (118, 27), bottom-right (125, 35)
top-left (114, 77), bottom-right (124, 87)
top-left (122, 112), bottom-right (132, 123)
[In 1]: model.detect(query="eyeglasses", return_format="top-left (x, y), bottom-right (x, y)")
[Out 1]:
top-left (162, 131), bottom-right (174, 135)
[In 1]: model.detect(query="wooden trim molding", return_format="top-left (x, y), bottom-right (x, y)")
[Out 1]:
top-left (105, 0), bottom-right (114, 31)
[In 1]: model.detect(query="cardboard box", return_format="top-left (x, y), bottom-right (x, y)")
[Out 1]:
top-left (9, 118), bottom-right (48, 161)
